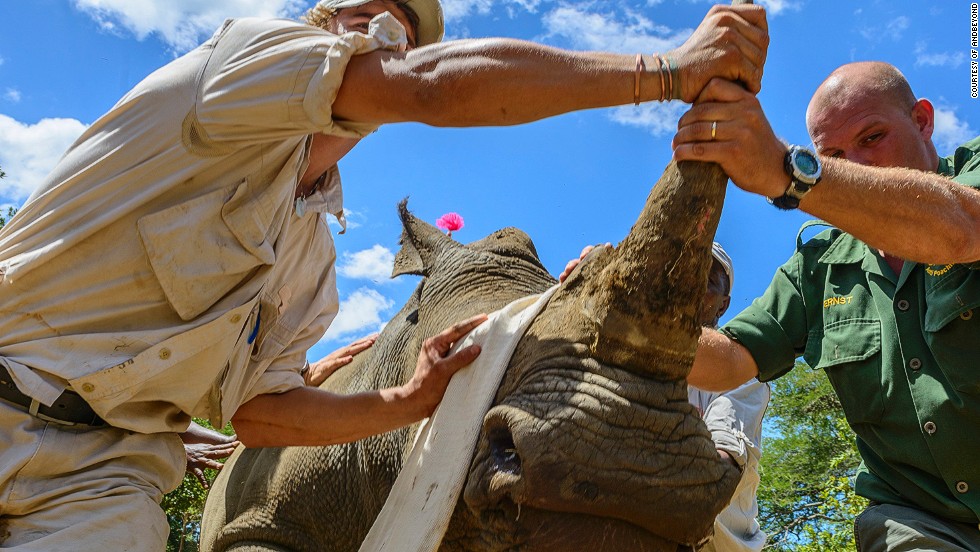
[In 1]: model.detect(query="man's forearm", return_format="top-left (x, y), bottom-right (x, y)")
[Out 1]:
top-left (335, 40), bottom-right (663, 127)
top-left (689, 328), bottom-right (758, 392)
top-left (231, 386), bottom-right (425, 448)
top-left (332, 4), bottom-right (768, 127)
top-left (801, 159), bottom-right (980, 264)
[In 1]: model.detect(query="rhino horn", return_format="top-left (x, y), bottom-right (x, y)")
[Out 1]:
top-left (391, 199), bottom-right (457, 278)
top-left (566, 161), bottom-right (727, 379)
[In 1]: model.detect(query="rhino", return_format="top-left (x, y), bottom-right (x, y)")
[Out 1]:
top-left (201, 160), bottom-right (740, 552)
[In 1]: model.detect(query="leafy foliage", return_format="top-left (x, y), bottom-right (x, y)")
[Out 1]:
top-left (759, 362), bottom-right (867, 550)
top-left (0, 166), bottom-right (16, 229)
top-left (163, 420), bottom-right (235, 552)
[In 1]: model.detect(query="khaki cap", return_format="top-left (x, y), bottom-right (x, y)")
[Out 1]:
top-left (315, 0), bottom-right (444, 46)
top-left (711, 241), bottom-right (735, 294)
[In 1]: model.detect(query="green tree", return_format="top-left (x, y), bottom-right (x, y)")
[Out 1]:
top-left (163, 420), bottom-right (235, 552)
top-left (0, 166), bottom-right (16, 228)
top-left (759, 362), bottom-right (867, 550)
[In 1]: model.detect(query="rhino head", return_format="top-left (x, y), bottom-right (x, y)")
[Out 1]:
top-left (201, 162), bottom-right (739, 551)
top-left (448, 161), bottom-right (738, 550)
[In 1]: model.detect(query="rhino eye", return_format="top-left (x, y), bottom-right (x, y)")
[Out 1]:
top-left (488, 426), bottom-right (521, 475)
top-left (406, 309), bottom-right (419, 324)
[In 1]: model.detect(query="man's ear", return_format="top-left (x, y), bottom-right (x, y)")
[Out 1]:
top-left (911, 98), bottom-right (935, 141)
top-left (715, 296), bottom-right (732, 321)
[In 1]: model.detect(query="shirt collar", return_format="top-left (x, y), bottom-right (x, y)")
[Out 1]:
top-left (818, 232), bottom-right (890, 279)
top-left (937, 155), bottom-right (953, 178)
top-left (300, 165), bottom-right (347, 233)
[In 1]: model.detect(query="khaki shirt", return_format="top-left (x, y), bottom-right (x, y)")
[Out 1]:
top-left (689, 380), bottom-right (769, 552)
top-left (0, 15), bottom-right (408, 433)
top-left (722, 137), bottom-right (980, 524)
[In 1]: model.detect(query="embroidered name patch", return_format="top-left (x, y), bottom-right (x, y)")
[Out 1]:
top-left (925, 264), bottom-right (954, 277)
top-left (823, 296), bottom-right (853, 308)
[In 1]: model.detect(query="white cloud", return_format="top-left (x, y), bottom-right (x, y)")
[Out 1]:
top-left (756, 0), bottom-right (799, 16)
top-left (609, 101), bottom-right (688, 138)
top-left (860, 16), bottom-right (909, 43)
top-left (320, 287), bottom-right (395, 341)
top-left (71, 0), bottom-right (307, 52)
top-left (338, 244), bottom-right (396, 282)
top-left (932, 105), bottom-right (976, 155)
top-left (441, 0), bottom-right (541, 22)
top-left (914, 43), bottom-right (966, 69)
top-left (681, 0), bottom-right (798, 16)
top-left (3, 89), bottom-right (21, 103)
top-left (327, 207), bottom-right (364, 231)
top-left (0, 55), bottom-right (5, 67)
top-left (543, 6), bottom-right (691, 53)
top-left (0, 114), bottom-right (88, 203)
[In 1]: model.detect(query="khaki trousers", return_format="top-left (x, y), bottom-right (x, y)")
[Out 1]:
top-left (0, 401), bottom-right (185, 551)
top-left (855, 503), bottom-right (980, 552)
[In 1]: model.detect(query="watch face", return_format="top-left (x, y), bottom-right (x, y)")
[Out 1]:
top-left (794, 149), bottom-right (820, 177)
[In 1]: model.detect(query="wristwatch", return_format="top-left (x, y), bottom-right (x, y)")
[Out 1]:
top-left (770, 145), bottom-right (822, 210)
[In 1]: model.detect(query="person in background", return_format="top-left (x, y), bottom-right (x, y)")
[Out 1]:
top-left (688, 242), bottom-right (768, 552)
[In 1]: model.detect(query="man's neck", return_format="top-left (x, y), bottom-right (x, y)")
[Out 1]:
top-left (879, 249), bottom-right (905, 278)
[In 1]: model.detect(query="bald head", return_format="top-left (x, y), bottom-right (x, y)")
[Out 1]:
top-left (806, 62), bottom-right (916, 136)
top-left (804, 61), bottom-right (938, 171)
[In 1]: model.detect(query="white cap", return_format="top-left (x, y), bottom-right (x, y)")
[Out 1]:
top-left (315, 0), bottom-right (444, 46)
top-left (711, 242), bottom-right (734, 294)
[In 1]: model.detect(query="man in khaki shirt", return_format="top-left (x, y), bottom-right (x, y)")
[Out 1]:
top-left (0, 0), bottom-right (769, 549)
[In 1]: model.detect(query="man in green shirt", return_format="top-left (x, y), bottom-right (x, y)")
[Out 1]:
top-left (674, 62), bottom-right (980, 550)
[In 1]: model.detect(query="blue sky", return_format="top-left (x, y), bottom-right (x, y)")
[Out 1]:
top-left (0, 0), bottom-right (977, 362)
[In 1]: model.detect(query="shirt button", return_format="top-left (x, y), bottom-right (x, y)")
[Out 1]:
top-left (924, 421), bottom-right (937, 434)
top-left (908, 358), bottom-right (922, 371)
top-left (230, 314), bottom-right (243, 324)
top-left (159, 348), bottom-right (171, 360)
top-left (961, 309), bottom-right (974, 321)
top-left (896, 299), bottom-right (910, 311)
top-left (81, 383), bottom-right (95, 393)
top-left (956, 481), bottom-right (969, 493)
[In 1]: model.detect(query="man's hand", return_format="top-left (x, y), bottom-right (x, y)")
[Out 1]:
top-left (306, 333), bottom-right (379, 387)
top-left (179, 423), bottom-right (240, 488)
top-left (185, 440), bottom-right (240, 488)
top-left (399, 313), bottom-right (488, 419)
top-left (558, 244), bottom-right (610, 283)
top-left (670, 4), bottom-right (769, 102)
top-left (672, 78), bottom-right (789, 199)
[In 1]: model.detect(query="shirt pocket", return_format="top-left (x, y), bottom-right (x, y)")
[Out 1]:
top-left (137, 178), bottom-right (277, 321)
top-left (924, 266), bottom-right (980, 395)
top-left (803, 318), bottom-right (884, 425)
top-left (69, 299), bottom-right (259, 432)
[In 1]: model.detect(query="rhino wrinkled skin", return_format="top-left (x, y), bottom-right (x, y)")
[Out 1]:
top-left (201, 160), bottom-right (740, 551)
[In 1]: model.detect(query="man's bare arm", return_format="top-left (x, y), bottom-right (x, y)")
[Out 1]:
top-left (688, 327), bottom-right (759, 392)
top-left (231, 314), bottom-right (486, 448)
top-left (333, 5), bottom-right (769, 127)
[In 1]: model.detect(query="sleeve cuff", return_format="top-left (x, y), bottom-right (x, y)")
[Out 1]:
top-left (721, 303), bottom-right (799, 382)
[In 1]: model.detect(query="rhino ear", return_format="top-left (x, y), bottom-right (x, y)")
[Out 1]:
top-left (391, 199), bottom-right (454, 278)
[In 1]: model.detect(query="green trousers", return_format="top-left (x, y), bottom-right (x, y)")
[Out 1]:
top-left (855, 503), bottom-right (980, 552)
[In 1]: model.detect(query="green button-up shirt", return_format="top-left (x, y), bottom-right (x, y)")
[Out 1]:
top-left (722, 136), bottom-right (980, 524)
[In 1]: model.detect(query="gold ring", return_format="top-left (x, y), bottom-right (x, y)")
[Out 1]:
top-left (710, 121), bottom-right (717, 140)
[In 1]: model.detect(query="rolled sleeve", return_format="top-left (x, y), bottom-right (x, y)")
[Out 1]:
top-left (721, 257), bottom-right (810, 383)
top-left (239, 298), bottom-right (338, 405)
top-left (702, 380), bottom-right (770, 470)
top-left (195, 15), bottom-right (409, 144)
